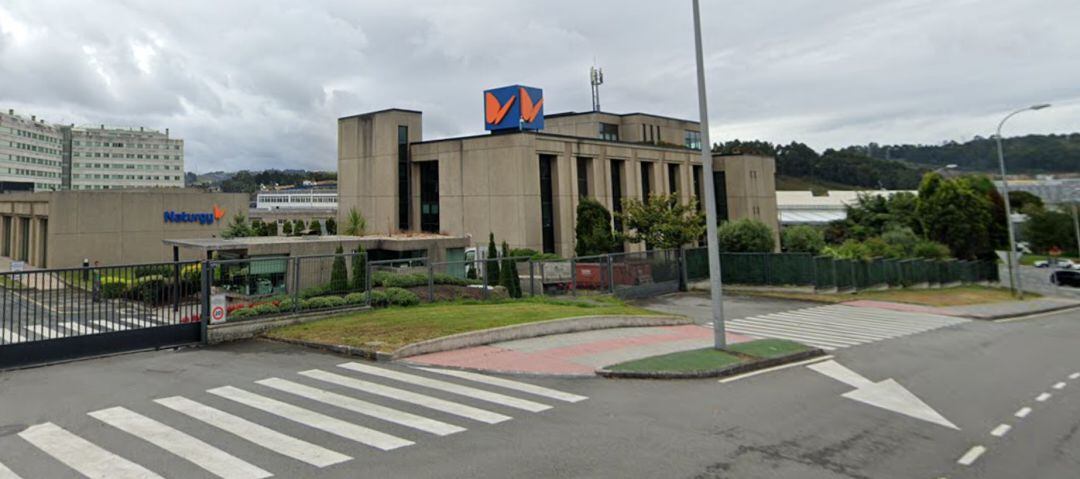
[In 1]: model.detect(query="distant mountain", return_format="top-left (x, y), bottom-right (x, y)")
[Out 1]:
top-left (848, 133), bottom-right (1080, 173)
top-left (186, 169), bottom-right (336, 193)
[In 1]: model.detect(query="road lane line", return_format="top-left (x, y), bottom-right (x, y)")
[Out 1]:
top-left (725, 323), bottom-right (859, 347)
top-left (88, 406), bottom-right (271, 479)
top-left (299, 369), bottom-right (511, 424)
top-left (1053, 382), bottom-right (1066, 390)
top-left (256, 378), bottom-right (465, 436)
top-left (0, 460), bottom-right (21, 479)
top-left (1036, 392), bottom-right (1052, 402)
top-left (990, 424), bottom-right (1012, 437)
top-left (26, 325), bottom-right (62, 339)
top-left (91, 319), bottom-right (132, 331)
top-left (208, 385), bottom-right (413, 451)
top-left (1070, 372), bottom-right (1080, 380)
top-left (337, 362), bottom-right (552, 412)
top-left (719, 355), bottom-right (834, 384)
top-left (735, 316), bottom-right (896, 341)
top-left (1015, 407), bottom-right (1032, 418)
top-left (957, 445), bottom-right (986, 466)
top-left (155, 396), bottom-right (351, 468)
top-left (414, 367), bottom-right (589, 403)
top-left (18, 422), bottom-right (163, 479)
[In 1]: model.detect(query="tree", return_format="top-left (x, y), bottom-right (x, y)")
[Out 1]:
top-left (326, 217), bottom-right (338, 235)
top-left (265, 221), bottom-right (278, 236)
top-left (343, 208), bottom-right (366, 236)
top-left (351, 244), bottom-right (367, 291)
top-left (616, 194), bottom-right (705, 250)
top-left (781, 225), bottom-right (825, 254)
top-left (282, 221), bottom-right (293, 236)
top-left (292, 219), bottom-right (305, 236)
top-left (916, 174), bottom-right (993, 259)
top-left (309, 219), bottom-right (323, 236)
top-left (1024, 207), bottom-right (1078, 256)
top-left (499, 241), bottom-right (521, 298)
top-left (716, 218), bottom-right (775, 252)
top-left (221, 213), bottom-right (254, 239)
top-left (485, 233), bottom-right (500, 284)
top-left (575, 198), bottom-right (618, 256)
top-left (329, 245), bottom-right (348, 292)
top-left (1009, 191), bottom-right (1045, 212)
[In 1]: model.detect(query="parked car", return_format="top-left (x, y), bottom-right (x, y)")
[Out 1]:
top-left (1051, 270), bottom-right (1080, 288)
top-left (1034, 258), bottom-right (1077, 269)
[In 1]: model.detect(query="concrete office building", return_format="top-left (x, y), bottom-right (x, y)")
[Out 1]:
top-left (0, 109), bottom-right (185, 192)
top-left (0, 189), bottom-right (248, 268)
top-left (338, 96), bottom-right (778, 257)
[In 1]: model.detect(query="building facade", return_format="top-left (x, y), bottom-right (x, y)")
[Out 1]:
top-left (0, 189), bottom-right (248, 268)
top-left (0, 109), bottom-right (184, 192)
top-left (255, 189), bottom-right (338, 210)
top-left (338, 108), bottom-right (778, 256)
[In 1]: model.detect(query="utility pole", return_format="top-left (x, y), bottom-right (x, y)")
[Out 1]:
top-left (1073, 202), bottom-right (1080, 259)
top-left (996, 104), bottom-right (1050, 300)
top-left (692, 0), bottom-right (726, 349)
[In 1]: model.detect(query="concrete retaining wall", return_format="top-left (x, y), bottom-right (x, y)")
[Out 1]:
top-left (207, 306), bottom-right (370, 344)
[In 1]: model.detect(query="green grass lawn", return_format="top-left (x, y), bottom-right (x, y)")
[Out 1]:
top-left (1020, 254), bottom-right (1078, 266)
top-left (737, 285), bottom-right (1030, 307)
top-left (266, 296), bottom-right (667, 352)
top-left (605, 339), bottom-right (812, 373)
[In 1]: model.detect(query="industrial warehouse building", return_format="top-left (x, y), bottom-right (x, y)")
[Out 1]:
top-left (338, 87), bottom-right (779, 257)
top-left (0, 189), bottom-right (248, 268)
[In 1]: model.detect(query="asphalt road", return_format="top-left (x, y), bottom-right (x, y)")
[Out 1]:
top-left (1005, 264), bottom-right (1080, 299)
top-left (633, 292), bottom-right (820, 324)
top-left (1, 307), bottom-right (1079, 478)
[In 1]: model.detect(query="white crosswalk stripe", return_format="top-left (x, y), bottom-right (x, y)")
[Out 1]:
top-left (338, 362), bottom-right (552, 412)
top-left (91, 319), bottom-right (134, 331)
top-left (414, 367), bottom-right (589, 403)
top-left (256, 377), bottom-right (466, 436)
top-left (18, 422), bottom-right (164, 479)
top-left (0, 328), bottom-right (26, 344)
top-left (59, 321), bottom-right (99, 335)
top-left (208, 385), bottom-right (415, 451)
top-left (88, 406), bottom-right (272, 479)
top-left (25, 325), bottom-right (63, 339)
top-left (154, 396), bottom-right (351, 468)
top-left (724, 305), bottom-right (967, 350)
top-left (299, 369), bottom-right (512, 424)
top-left (0, 460), bottom-right (22, 479)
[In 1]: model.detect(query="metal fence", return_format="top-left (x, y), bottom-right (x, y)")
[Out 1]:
top-left (683, 248), bottom-right (999, 292)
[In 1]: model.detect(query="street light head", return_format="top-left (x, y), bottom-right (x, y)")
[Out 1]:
top-left (1030, 104), bottom-right (1051, 111)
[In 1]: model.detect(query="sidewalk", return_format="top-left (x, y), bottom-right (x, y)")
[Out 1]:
top-left (402, 325), bottom-right (754, 376)
top-left (845, 297), bottom-right (1080, 320)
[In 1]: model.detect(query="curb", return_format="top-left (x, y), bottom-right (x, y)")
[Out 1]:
top-left (261, 337), bottom-right (394, 362)
top-left (595, 348), bottom-right (827, 380)
top-left (208, 305), bottom-right (371, 344)
top-left (964, 302), bottom-right (1080, 321)
top-left (390, 315), bottom-right (691, 359)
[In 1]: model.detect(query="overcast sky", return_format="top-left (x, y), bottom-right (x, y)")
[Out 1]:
top-left (1, 0), bottom-right (1077, 173)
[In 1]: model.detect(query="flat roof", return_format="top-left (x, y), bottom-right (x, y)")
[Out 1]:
top-left (411, 130), bottom-right (702, 153)
top-left (545, 110), bottom-right (699, 125)
top-left (338, 108), bottom-right (423, 121)
top-left (164, 233), bottom-right (468, 251)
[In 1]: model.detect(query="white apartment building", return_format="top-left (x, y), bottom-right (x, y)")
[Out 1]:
top-left (0, 109), bottom-right (64, 191)
top-left (255, 189), bottom-right (338, 210)
top-left (0, 109), bottom-right (184, 192)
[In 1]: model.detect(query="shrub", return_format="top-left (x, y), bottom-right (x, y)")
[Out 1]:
top-left (366, 290), bottom-right (389, 307)
top-left (717, 218), bottom-right (775, 252)
top-left (372, 271), bottom-right (427, 288)
top-left (301, 295), bottom-right (347, 310)
top-left (100, 279), bottom-right (128, 299)
top-left (499, 241), bottom-right (522, 298)
top-left (913, 240), bottom-right (951, 259)
top-left (277, 297), bottom-right (297, 311)
top-left (344, 292), bottom-right (367, 305)
top-left (251, 303), bottom-right (280, 316)
top-left (432, 273), bottom-right (475, 286)
top-left (781, 225), bottom-right (825, 254)
top-left (351, 247), bottom-right (366, 291)
top-left (486, 233), bottom-right (501, 284)
top-left (575, 198), bottom-right (618, 256)
top-left (383, 287), bottom-right (420, 306)
top-left (330, 245), bottom-right (348, 292)
top-left (133, 265), bottom-right (171, 278)
top-left (881, 227), bottom-right (920, 257)
top-left (230, 308), bottom-right (259, 320)
top-left (509, 248), bottom-right (539, 258)
top-left (299, 284), bottom-right (333, 299)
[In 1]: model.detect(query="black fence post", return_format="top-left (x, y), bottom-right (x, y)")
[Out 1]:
top-left (427, 261), bottom-right (435, 302)
top-left (528, 260), bottom-right (535, 297)
top-left (200, 261), bottom-right (211, 344)
top-left (172, 248), bottom-right (181, 314)
top-left (292, 257), bottom-right (301, 312)
top-left (607, 254), bottom-right (615, 294)
top-left (481, 259), bottom-right (489, 300)
top-left (570, 258), bottom-right (577, 297)
top-left (678, 247), bottom-right (688, 292)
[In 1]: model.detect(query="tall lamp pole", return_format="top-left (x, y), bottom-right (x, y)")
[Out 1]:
top-left (692, 0), bottom-right (726, 349)
top-left (996, 103), bottom-right (1050, 299)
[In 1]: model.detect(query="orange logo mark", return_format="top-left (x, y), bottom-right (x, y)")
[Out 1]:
top-left (485, 91), bottom-right (516, 125)
top-left (213, 205), bottom-right (225, 221)
top-left (520, 87), bottom-right (543, 123)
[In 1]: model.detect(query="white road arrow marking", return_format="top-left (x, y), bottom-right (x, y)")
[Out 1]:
top-left (808, 360), bottom-right (959, 430)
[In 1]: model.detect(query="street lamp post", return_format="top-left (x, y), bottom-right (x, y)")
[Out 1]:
top-left (691, 0), bottom-right (726, 349)
top-left (996, 104), bottom-right (1050, 299)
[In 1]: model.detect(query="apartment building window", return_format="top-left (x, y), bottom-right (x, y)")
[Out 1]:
top-left (576, 157), bottom-right (590, 198)
top-left (611, 160), bottom-right (624, 232)
top-left (539, 155), bottom-right (556, 254)
top-left (397, 125), bottom-right (410, 231)
top-left (640, 162), bottom-right (653, 199)
top-left (692, 165), bottom-right (703, 211)
top-left (667, 164), bottom-right (680, 196)
top-left (684, 130), bottom-right (702, 150)
top-left (599, 123), bottom-right (619, 141)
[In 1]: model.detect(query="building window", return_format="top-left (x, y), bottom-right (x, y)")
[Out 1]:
top-left (684, 130), bottom-right (702, 150)
top-left (419, 161), bottom-right (439, 233)
top-left (713, 171), bottom-right (729, 222)
top-left (611, 160), bottom-right (624, 233)
top-left (692, 165), bottom-right (703, 211)
top-left (576, 157), bottom-right (590, 198)
top-left (397, 125), bottom-right (410, 231)
top-left (539, 155), bottom-right (556, 254)
top-left (667, 163), bottom-right (680, 196)
top-left (599, 123), bottom-right (619, 141)
top-left (640, 162), bottom-right (653, 200)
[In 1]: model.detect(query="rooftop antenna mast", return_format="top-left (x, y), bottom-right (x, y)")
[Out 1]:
top-left (590, 65), bottom-right (604, 112)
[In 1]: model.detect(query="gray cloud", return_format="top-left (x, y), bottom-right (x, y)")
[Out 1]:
top-left (1, 0), bottom-right (1076, 173)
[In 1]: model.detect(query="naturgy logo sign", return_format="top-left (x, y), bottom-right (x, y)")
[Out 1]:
top-left (484, 85), bottom-right (544, 132)
top-left (164, 205), bottom-right (225, 225)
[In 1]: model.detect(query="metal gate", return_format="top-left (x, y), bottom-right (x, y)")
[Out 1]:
top-left (0, 261), bottom-right (204, 369)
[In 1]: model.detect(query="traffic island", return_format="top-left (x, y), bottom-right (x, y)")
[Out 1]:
top-left (597, 339), bottom-right (826, 379)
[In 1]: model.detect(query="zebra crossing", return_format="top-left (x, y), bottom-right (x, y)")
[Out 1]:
top-left (711, 304), bottom-right (968, 351)
top-left (1, 362), bottom-right (588, 478)
top-left (0, 315), bottom-right (176, 345)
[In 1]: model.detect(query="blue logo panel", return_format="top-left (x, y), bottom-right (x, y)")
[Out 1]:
top-left (484, 85), bottom-right (544, 132)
